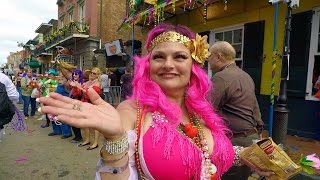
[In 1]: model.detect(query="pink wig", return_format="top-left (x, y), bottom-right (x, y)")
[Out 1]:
top-left (130, 23), bottom-right (234, 177)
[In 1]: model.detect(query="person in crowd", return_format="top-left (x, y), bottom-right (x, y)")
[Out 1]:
top-left (40, 69), bottom-right (58, 128)
top-left (83, 70), bottom-right (91, 82)
top-left (0, 71), bottom-right (19, 102)
top-left (108, 69), bottom-right (117, 86)
top-left (69, 69), bottom-right (84, 143)
top-left (100, 68), bottom-right (109, 102)
top-left (47, 73), bottom-right (72, 139)
top-left (0, 71), bottom-right (19, 138)
top-left (20, 69), bottom-right (36, 119)
top-left (37, 74), bottom-right (48, 121)
top-left (70, 67), bottom-right (101, 150)
top-left (38, 24), bottom-right (273, 179)
top-left (120, 67), bottom-right (133, 101)
top-left (14, 72), bottom-right (23, 104)
top-left (208, 41), bottom-right (264, 180)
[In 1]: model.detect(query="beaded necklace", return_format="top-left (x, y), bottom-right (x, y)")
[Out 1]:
top-left (178, 114), bottom-right (217, 180)
top-left (135, 101), bottom-right (146, 179)
top-left (134, 101), bottom-right (217, 180)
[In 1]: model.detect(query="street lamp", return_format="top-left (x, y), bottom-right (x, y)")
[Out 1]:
top-left (270, 0), bottom-right (299, 147)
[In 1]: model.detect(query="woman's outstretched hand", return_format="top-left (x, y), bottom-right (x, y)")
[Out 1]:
top-left (38, 88), bottom-right (124, 139)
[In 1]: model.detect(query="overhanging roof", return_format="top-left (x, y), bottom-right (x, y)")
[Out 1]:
top-left (35, 23), bottom-right (53, 33)
top-left (45, 34), bottom-right (90, 50)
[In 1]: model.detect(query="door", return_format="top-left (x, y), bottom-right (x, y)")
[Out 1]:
top-left (306, 10), bottom-right (320, 100)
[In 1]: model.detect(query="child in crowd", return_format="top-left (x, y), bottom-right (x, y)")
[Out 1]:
top-left (47, 73), bottom-right (72, 138)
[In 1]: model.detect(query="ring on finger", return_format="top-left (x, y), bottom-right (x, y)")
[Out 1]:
top-left (72, 104), bottom-right (81, 111)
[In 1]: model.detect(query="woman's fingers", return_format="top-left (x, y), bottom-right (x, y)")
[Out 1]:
top-left (56, 115), bottom-right (90, 128)
top-left (39, 96), bottom-right (73, 109)
top-left (88, 88), bottom-right (106, 105)
top-left (41, 106), bottom-right (86, 119)
top-left (48, 92), bottom-right (75, 104)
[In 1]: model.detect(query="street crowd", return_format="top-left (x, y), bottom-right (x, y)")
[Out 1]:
top-left (0, 67), bottom-right (133, 151)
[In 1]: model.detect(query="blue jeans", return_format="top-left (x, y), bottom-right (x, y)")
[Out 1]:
top-left (22, 95), bottom-right (36, 116)
top-left (16, 87), bottom-right (22, 103)
top-left (52, 122), bottom-right (72, 136)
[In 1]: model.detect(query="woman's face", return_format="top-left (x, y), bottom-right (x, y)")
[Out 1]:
top-left (73, 73), bottom-right (79, 81)
top-left (89, 71), bottom-right (98, 81)
top-left (150, 42), bottom-right (193, 92)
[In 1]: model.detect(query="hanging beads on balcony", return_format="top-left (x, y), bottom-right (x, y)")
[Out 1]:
top-left (204, 5), bottom-right (208, 22)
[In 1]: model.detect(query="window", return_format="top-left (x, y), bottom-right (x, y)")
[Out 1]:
top-left (211, 25), bottom-right (244, 68)
top-left (59, 15), bottom-right (65, 28)
top-left (68, 11), bottom-right (73, 22)
top-left (79, 2), bottom-right (85, 23)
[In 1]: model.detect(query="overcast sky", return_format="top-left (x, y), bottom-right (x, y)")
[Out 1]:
top-left (0, 0), bottom-right (57, 65)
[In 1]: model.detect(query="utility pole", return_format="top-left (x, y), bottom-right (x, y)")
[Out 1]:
top-left (269, 0), bottom-right (299, 146)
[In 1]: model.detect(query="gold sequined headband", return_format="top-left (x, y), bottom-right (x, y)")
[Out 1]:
top-left (148, 31), bottom-right (211, 65)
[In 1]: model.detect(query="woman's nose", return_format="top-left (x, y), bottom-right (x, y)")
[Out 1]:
top-left (162, 57), bottom-right (174, 69)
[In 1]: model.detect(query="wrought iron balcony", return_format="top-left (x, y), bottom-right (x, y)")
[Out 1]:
top-left (44, 21), bottom-right (89, 49)
top-left (33, 44), bottom-right (46, 57)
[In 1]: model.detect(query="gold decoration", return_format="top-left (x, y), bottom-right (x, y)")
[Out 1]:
top-left (144, 0), bottom-right (157, 5)
top-left (148, 31), bottom-right (210, 66)
top-left (187, 34), bottom-right (211, 65)
top-left (148, 31), bottom-right (191, 51)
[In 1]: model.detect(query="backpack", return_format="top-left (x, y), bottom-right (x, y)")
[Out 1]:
top-left (0, 82), bottom-right (15, 127)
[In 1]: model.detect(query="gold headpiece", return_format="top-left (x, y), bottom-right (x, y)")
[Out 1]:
top-left (148, 31), bottom-right (211, 65)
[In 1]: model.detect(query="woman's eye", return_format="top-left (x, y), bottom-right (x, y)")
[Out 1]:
top-left (152, 55), bottom-right (164, 61)
top-left (175, 54), bottom-right (188, 61)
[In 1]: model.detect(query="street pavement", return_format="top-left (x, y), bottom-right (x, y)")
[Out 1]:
top-left (0, 107), bottom-right (99, 180)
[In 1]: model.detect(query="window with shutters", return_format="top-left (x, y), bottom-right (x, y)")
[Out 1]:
top-left (209, 22), bottom-right (264, 93)
top-left (210, 25), bottom-right (244, 69)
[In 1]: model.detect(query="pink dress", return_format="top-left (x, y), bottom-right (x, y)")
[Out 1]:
top-left (142, 112), bottom-right (203, 179)
top-left (96, 112), bottom-right (210, 180)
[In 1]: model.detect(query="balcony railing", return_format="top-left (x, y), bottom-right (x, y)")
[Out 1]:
top-left (33, 44), bottom-right (46, 57)
top-left (44, 21), bottom-right (89, 48)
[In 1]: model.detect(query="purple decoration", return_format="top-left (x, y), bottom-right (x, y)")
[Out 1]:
top-left (148, 8), bottom-right (155, 25)
top-left (10, 105), bottom-right (26, 131)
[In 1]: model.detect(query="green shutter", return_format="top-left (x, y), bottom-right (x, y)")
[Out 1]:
top-left (286, 11), bottom-right (312, 98)
top-left (243, 20), bottom-right (265, 94)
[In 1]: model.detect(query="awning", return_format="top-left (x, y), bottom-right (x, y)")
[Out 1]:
top-left (36, 53), bottom-right (53, 63)
top-left (28, 60), bottom-right (41, 68)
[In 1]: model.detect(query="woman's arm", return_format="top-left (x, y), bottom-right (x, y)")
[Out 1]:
top-left (99, 100), bottom-right (136, 180)
top-left (38, 90), bottom-right (136, 180)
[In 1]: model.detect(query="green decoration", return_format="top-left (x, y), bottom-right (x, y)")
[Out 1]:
top-left (299, 155), bottom-right (315, 175)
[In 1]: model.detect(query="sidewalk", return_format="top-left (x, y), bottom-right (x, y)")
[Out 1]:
top-left (248, 132), bottom-right (320, 180)
top-left (286, 135), bottom-right (320, 178)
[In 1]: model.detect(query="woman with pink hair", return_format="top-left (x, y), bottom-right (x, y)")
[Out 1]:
top-left (38, 24), bottom-right (273, 179)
